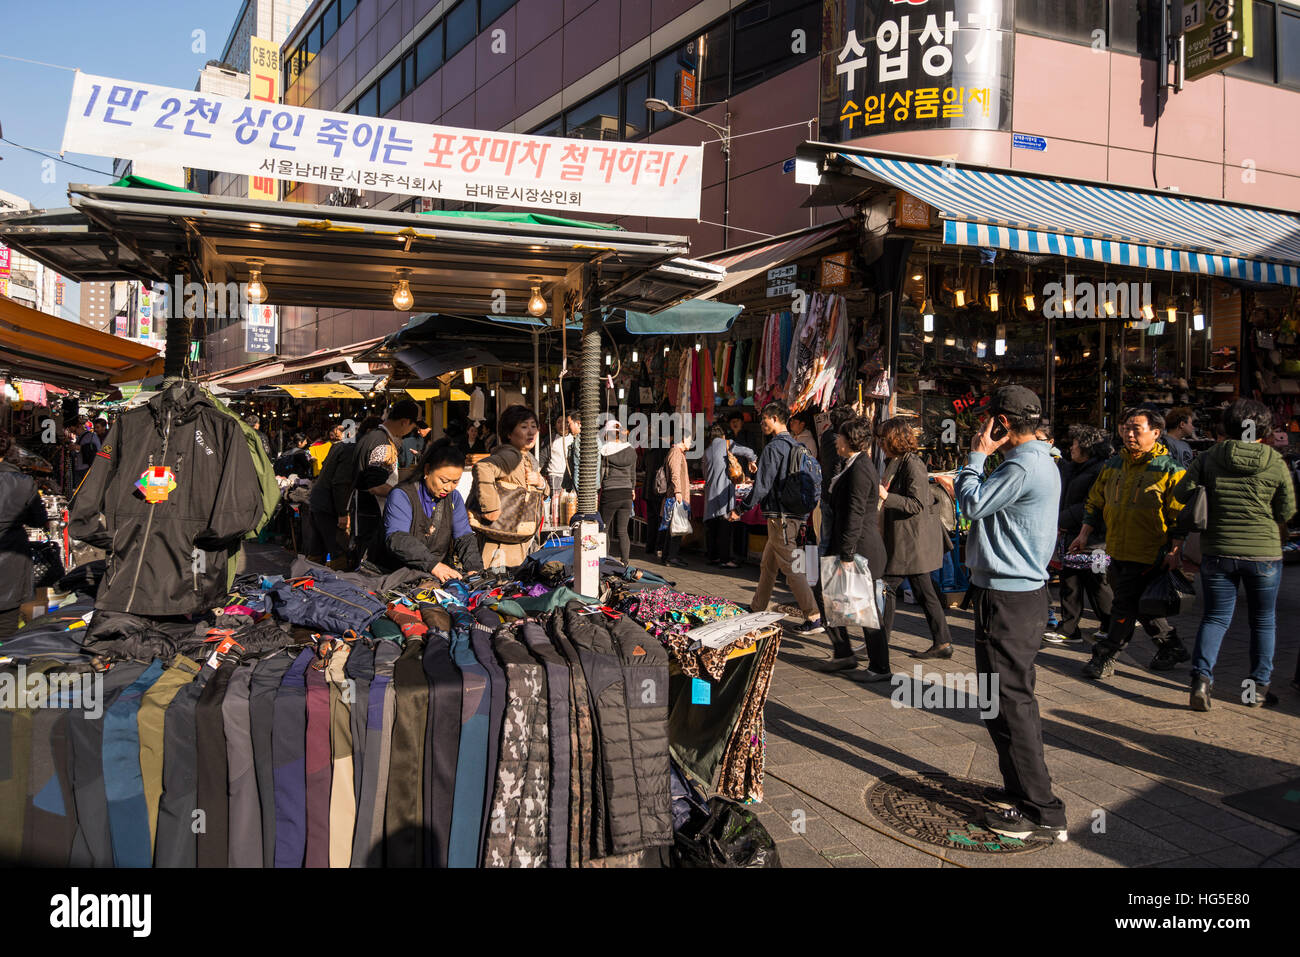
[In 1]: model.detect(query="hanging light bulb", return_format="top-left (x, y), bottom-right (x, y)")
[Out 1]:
top-left (246, 260), bottom-right (268, 304)
top-left (618, 387), bottom-right (625, 400)
top-left (955, 288), bottom-right (966, 308)
top-left (521, 384), bottom-right (528, 395)
top-left (392, 268), bottom-right (414, 311)
top-left (604, 353), bottom-right (611, 366)
top-left (922, 301), bottom-right (934, 332)
top-left (995, 324), bottom-right (1007, 356)
top-left (1023, 268), bottom-right (1035, 312)
top-left (527, 283), bottom-right (547, 318)
top-left (663, 345), bottom-right (670, 355)
top-left (923, 334), bottom-right (934, 343)
top-left (542, 383), bottom-right (548, 394)
top-left (1193, 300), bottom-right (1205, 330)
top-left (694, 341), bottom-right (700, 352)
top-left (631, 348), bottom-right (638, 363)
top-left (746, 376), bottom-right (754, 391)
top-left (1166, 298), bottom-right (1177, 323)
top-left (489, 388), bottom-right (496, 397)
top-left (988, 279), bottom-right (999, 313)
top-left (1141, 300), bottom-right (1155, 321)
top-left (944, 335), bottom-right (955, 346)
top-left (463, 367), bottom-right (473, 385)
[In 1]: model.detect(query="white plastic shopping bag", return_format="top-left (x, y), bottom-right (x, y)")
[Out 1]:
top-left (670, 499), bottom-right (693, 535)
top-left (819, 555), bottom-right (881, 629)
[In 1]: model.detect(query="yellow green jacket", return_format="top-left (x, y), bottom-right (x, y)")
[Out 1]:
top-left (1083, 441), bottom-right (1186, 564)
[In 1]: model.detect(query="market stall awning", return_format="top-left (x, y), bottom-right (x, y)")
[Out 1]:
top-left (0, 185), bottom-right (726, 316)
top-left (406, 387), bottom-right (472, 402)
top-left (201, 336), bottom-right (384, 389)
top-left (0, 295), bottom-right (162, 391)
top-left (278, 383), bottom-right (364, 399)
top-left (803, 145), bottom-right (1300, 287)
top-left (700, 223), bottom-right (849, 299)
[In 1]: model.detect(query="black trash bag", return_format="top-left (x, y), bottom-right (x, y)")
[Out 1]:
top-left (672, 797), bottom-right (782, 868)
top-left (1139, 568), bottom-right (1197, 619)
top-left (30, 540), bottom-right (66, 589)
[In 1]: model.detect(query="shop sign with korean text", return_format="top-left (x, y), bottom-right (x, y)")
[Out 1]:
top-left (62, 72), bottom-right (704, 218)
top-left (248, 36), bottom-right (281, 201)
top-left (1183, 0), bottom-right (1253, 81)
top-left (819, 0), bottom-right (1014, 140)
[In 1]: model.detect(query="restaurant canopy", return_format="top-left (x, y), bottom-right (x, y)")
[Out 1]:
top-left (0, 184), bottom-right (725, 316)
top-left (0, 295), bottom-right (162, 392)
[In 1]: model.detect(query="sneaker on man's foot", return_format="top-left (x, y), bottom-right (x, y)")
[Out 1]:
top-left (985, 807), bottom-right (1068, 843)
top-left (1090, 630), bottom-right (1108, 644)
top-left (1082, 649), bottom-right (1116, 680)
top-left (1042, 632), bottom-right (1082, 645)
top-left (791, 618), bottom-right (825, 636)
top-left (1149, 641), bottom-right (1190, 671)
top-left (981, 786), bottom-right (1017, 810)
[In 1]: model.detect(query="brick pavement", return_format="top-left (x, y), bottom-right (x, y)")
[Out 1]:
top-left (652, 545), bottom-right (1300, 868)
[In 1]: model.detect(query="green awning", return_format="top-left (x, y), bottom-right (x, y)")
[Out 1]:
top-left (617, 300), bottom-right (743, 335)
top-left (109, 174), bottom-right (197, 192)
top-left (418, 209), bottom-right (623, 231)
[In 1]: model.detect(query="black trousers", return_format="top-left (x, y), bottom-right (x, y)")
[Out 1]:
top-left (305, 507), bottom-right (346, 562)
top-left (883, 573), bottom-right (952, 648)
top-left (971, 585), bottom-right (1066, 828)
top-left (1057, 567), bottom-right (1113, 637)
top-left (644, 495), bottom-right (663, 556)
top-left (601, 493), bottom-right (634, 564)
top-left (1095, 559), bottom-right (1176, 659)
top-left (705, 516), bottom-right (733, 564)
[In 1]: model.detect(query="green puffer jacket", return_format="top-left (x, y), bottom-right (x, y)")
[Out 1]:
top-left (1172, 441), bottom-right (1296, 558)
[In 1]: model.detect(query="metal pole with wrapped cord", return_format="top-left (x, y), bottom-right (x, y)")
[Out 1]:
top-left (573, 262), bottom-right (606, 596)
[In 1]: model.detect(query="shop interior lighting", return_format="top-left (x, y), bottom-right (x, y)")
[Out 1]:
top-left (1141, 300), bottom-right (1155, 321)
top-left (631, 349), bottom-right (638, 362)
top-left (746, 376), bottom-right (754, 391)
top-left (955, 287), bottom-right (966, 308)
top-left (988, 279), bottom-right (999, 313)
top-left (664, 345), bottom-right (670, 355)
top-left (1193, 300), bottom-right (1205, 330)
top-left (1023, 268), bottom-right (1034, 312)
top-left (694, 341), bottom-right (701, 352)
top-left (391, 268), bottom-right (414, 311)
top-left (541, 383), bottom-right (548, 394)
top-left (245, 260), bottom-right (268, 305)
top-left (995, 324), bottom-right (1007, 356)
top-left (1083, 349), bottom-right (1092, 358)
top-left (1166, 298), bottom-right (1177, 323)
top-left (463, 367), bottom-right (473, 385)
top-left (527, 280), bottom-right (547, 317)
top-left (921, 249), bottom-right (934, 330)
top-left (944, 335), bottom-right (955, 346)
top-left (912, 272), bottom-right (923, 281)
top-left (618, 387), bottom-right (625, 400)
top-left (605, 353), bottom-right (611, 365)
top-left (521, 384), bottom-right (528, 395)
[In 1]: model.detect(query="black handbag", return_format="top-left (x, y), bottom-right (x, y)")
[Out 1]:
top-left (1139, 568), bottom-right (1197, 619)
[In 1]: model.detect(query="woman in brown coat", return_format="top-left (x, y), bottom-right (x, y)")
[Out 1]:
top-left (470, 405), bottom-right (548, 569)
top-left (878, 416), bottom-right (953, 658)
top-left (658, 432), bottom-right (694, 568)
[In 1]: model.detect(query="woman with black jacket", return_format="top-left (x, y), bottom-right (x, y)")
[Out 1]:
top-left (878, 417), bottom-right (953, 658)
top-left (0, 430), bottom-right (49, 637)
top-left (599, 421), bottom-right (637, 563)
top-left (381, 439), bottom-right (483, 580)
top-left (813, 417), bottom-right (891, 680)
top-left (1047, 424), bottom-right (1113, 644)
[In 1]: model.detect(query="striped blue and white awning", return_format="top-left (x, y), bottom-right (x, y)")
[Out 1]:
top-left (837, 151), bottom-right (1300, 287)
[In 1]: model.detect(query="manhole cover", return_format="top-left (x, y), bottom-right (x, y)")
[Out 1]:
top-left (867, 773), bottom-right (1049, 854)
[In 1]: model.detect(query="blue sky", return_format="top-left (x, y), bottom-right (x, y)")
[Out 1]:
top-left (1, 0), bottom-right (245, 208)
top-left (2, 0), bottom-right (244, 317)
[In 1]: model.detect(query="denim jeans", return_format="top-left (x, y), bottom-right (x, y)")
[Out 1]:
top-left (1192, 555), bottom-right (1283, 685)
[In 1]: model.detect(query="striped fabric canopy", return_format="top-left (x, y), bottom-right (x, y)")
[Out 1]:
top-left (837, 152), bottom-right (1300, 288)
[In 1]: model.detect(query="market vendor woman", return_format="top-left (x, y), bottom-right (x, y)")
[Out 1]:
top-left (380, 439), bottom-right (483, 582)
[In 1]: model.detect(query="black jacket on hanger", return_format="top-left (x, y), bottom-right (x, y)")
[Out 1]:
top-left (70, 381), bottom-right (265, 616)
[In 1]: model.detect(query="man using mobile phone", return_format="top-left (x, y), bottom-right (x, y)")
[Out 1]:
top-left (954, 386), bottom-right (1067, 843)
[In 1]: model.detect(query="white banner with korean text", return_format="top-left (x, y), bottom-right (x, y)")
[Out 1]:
top-left (62, 71), bottom-right (704, 219)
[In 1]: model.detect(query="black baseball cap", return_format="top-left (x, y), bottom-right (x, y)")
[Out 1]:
top-left (990, 385), bottom-right (1042, 420)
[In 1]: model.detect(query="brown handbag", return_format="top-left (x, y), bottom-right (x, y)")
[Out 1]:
top-left (469, 479), bottom-right (545, 544)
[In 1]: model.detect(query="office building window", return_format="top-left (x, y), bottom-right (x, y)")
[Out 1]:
top-left (445, 0), bottom-right (477, 59)
top-left (322, 2), bottom-right (339, 45)
top-left (622, 71), bottom-right (650, 139)
top-left (565, 85), bottom-right (620, 140)
top-left (1282, 3), bottom-right (1300, 87)
top-left (404, 51), bottom-right (417, 95)
top-left (339, 0), bottom-right (357, 22)
top-left (379, 63), bottom-right (403, 114)
top-left (1226, 1), bottom-right (1276, 82)
top-left (417, 23), bottom-right (444, 83)
top-left (356, 84), bottom-right (379, 117)
top-left (305, 19), bottom-right (322, 58)
top-left (1017, 0), bottom-right (1106, 46)
top-left (532, 116), bottom-right (562, 137)
top-left (731, 0), bottom-right (820, 95)
top-left (651, 22), bottom-right (730, 129)
top-left (480, 0), bottom-right (516, 27)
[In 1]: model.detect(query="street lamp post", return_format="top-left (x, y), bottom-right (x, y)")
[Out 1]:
top-left (644, 97), bottom-right (730, 248)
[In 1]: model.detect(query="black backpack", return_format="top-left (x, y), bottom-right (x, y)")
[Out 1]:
top-left (778, 439), bottom-right (822, 516)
